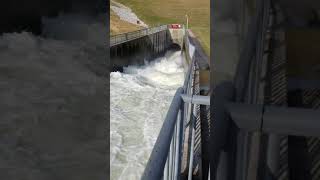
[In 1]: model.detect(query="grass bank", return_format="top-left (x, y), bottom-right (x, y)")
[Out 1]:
top-left (110, 1), bottom-right (143, 35)
top-left (113, 0), bottom-right (210, 56)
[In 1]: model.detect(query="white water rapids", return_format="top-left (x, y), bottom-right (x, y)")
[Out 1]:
top-left (110, 51), bottom-right (185, 180)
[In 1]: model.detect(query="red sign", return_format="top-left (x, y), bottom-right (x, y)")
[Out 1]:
top-left (170, 24), bottom-right (182, 29)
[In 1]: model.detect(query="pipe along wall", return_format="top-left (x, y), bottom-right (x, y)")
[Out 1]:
top-left (110, 29), bottom-right (182, 72)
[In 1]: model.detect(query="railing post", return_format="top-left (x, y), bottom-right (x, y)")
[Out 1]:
top-left (187, 103), bottom-right (196, 180)
top-left (174, 107), bottom-right (183, 180)
top-left (164, 158), bottom-right (169, 180)
top-left (210, 82), bottom-right (234, 180)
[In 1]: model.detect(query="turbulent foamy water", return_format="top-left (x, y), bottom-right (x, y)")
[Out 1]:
top-left (110, 51), bottom-right (185, 180)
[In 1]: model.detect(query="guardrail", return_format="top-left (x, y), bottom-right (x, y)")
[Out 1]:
top-left (141, 57), bottom-right (197, 180)
top-left (110, 25), bottom-right (168, 47)
top-left (141, 28), bottom-right (203, 179)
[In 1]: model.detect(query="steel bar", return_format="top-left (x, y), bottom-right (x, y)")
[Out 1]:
top-left (187, 111), bottom-right (196, 180)
top-left (176, 103), bottom-right (185, 180)
top-left (209, 81), bottom-right (234, 180)
top-left (266, 134), bottom-right (280, 179)
top-left (287, 79), bottom-right (320, 90)
top-left (142, 87), bottom-right (184, 180)
top-left (263, 106), bottom-right (320, 137)
top-left (235, 131), bottom-right (246, 180)
top-left (164, 158), bottom-right (169, 180)
top-left (246, 132), bottom-right (262, 180)
top-left (226, 103), bottom-right (263, 131)
top-left (216, 151), bottom-right (228, 180)
top-left (181, 94), bottom-right (210, 105)
top-left (174, 109), bottom-right (183, 180)
top-left (226, 103), bottom-right (320, 137)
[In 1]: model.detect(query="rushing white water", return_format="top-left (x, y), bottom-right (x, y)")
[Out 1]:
top-left (110, 51), bottom-right (185, 180)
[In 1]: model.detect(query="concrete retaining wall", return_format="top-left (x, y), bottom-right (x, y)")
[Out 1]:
top-left (169, 28), bottom-right (185, 47)
top-left (110, 27), bottom-right (185, 72)
top-left (110, 29), bottom-right (173, 71)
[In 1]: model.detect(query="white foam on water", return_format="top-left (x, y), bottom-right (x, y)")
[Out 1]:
top-left (110, 51), bottom-right (185, 180)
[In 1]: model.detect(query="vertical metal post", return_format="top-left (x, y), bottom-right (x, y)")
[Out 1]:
top-left (164, 158), bottom-right (168, 180)
top-left (209, 82), bottom-right (234, 180)
top-left (216, 151), bottom-right (228, 180)
top-left (171, 123), bottom-right (177, 180)
top-left (235, 131), bottom-right (246, 180)
top-left (246, 132), bottom-right (262, 180)
top-left (185, 14), bottom-right (189, 29)
top-left (169, 137), bottom-right (173, 179)
top-left (266, 134), bottom-right (280, 179)
top-left (188, 106), bottom-right (196, 180)
top-left (174, 109), bottom-right (183, 180)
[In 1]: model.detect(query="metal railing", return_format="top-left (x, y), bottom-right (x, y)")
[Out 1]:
top-left (141, 86), bottom-right (184, 180)
top-left (142, 28), bottom-right (205, 179)
top-left (141, 1), bottom-right (270, 179)
top-left (110, 25), bottom-right (168, 46)
top-left (141, 58), bottom-right (197, 180)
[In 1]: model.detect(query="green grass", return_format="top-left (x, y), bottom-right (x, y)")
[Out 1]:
top-left (112, 0), bottom-right (210, 56)
top-left (110, 8), bottom-right (142, 35)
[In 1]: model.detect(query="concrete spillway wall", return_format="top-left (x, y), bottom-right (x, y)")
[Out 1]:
top-left (110, 27), bottom-right (185, 71)
top-left (169, 28), bottom-right (185, 47)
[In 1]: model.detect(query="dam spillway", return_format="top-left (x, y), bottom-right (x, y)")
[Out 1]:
top-left (110, 25), bottom-right (210, 180)
top-left (110, 25), bottom-right (187, 180)
top-left (110, 50), bottom-right (185, 180)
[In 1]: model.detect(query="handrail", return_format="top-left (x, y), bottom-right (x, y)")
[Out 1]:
top-left (142, 29), bottom-right (199, 180)
top-left (142, 60), bottom-right (196, 180)
top-left (110, 25), bottom-right (168, 46)
top-left (227, 103), bottom-right (320, 137)
top-left (141, 87), bottom-right (184, 180)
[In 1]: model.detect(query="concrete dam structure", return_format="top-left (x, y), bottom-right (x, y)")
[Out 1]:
top-left (110, 25), bottom-right (185, 71)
